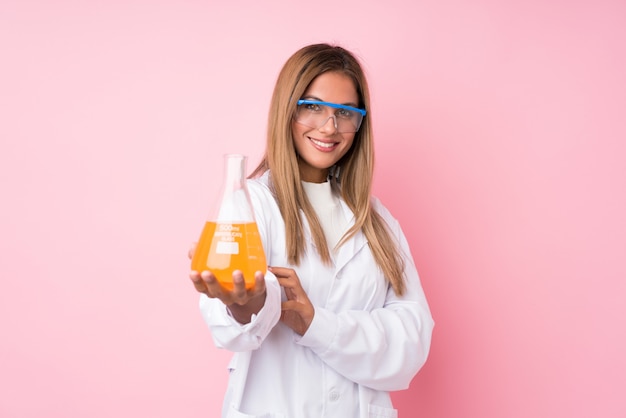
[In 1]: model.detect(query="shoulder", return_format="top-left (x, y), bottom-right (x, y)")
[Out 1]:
top-left (247, 171), bottom-right (272, 195)
top-left (370, 195), bottom-right (393, 220)
top-left (247, 171), bottom-right (278, 209)
top-left (370, 195), bottom-right (401, 234)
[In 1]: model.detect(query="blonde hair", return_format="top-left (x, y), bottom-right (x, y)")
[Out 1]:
top-left (250, 43), bottom-right (406, 295)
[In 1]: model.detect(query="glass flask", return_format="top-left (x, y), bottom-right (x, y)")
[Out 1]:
top-left (191, 154), bottom-right (267, 290)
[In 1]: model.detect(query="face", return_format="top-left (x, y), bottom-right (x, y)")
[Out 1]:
top-left (291, 71), bottom-right (359, 183)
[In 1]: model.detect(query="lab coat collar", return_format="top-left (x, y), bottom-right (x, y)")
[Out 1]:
top-left (259, 170), bottom-right (369, 270)
top-left (335, 198), bottom-right (369, 272)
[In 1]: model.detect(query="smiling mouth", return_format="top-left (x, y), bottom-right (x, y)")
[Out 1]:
top-left (309, 137), bottom-right (337, 149)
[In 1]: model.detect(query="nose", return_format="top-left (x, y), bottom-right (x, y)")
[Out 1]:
top-left (318, 114), bottom-right (338, 133)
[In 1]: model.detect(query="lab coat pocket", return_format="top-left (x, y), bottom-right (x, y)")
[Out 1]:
top-left (368, 403), bottom-right (398, 418)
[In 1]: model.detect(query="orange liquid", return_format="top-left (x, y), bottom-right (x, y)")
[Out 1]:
top-left (191, 221), bottom-right (267, 290)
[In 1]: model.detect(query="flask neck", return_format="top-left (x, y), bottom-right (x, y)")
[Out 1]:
top-left (224, 154), bottom-right (247, 189)
top-left (213, 154), bottom-right (254, 223)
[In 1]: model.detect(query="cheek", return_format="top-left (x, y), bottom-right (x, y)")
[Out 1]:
top-left (342, 134), bottom-right (356, 149)
top-left (291, 121), bottom-right (304, 140)
top-left (337, 135), bottom-right (356, 160)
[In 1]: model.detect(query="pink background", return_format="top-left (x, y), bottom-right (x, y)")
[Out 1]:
top-left (1, 0), bottom-right (625, 417)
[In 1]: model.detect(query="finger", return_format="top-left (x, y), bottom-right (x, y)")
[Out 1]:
top-left (267, 266), bottom-right (295, 279)
top-left (230, 270), bottom-right (248, 305)
top-left (253, 270), bottom-right (266, 294)
top-left (189, 271), bottom-right (207, 294)
top-left (188, 242), bottom-right (197, 259)
top-left (200, 270), bottom-right (218, 285)
top-left (200, 270), bottom-right (222, 298)
top-left (269, 267), bottom-right (299, 288)
top-left (275, 274), bottom-right (301, 292)
top-left (281, 281), bottom-right (308, 304)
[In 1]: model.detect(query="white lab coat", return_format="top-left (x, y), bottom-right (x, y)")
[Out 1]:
top-left (199, 171), bottom-right (434, 418)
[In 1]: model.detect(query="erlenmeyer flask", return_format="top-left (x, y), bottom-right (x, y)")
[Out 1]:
top-left (191, 154), bottom-right (267, 290)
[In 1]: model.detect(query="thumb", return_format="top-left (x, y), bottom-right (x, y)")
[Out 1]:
top-left (188, 242), bottom-right (197, 259)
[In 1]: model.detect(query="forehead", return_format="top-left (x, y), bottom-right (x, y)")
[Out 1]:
top-left (303, 71), bottom-right (359, 104)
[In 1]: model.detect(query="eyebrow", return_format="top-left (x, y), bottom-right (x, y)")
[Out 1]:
top-left (302, 95), bottom-right (359, 108)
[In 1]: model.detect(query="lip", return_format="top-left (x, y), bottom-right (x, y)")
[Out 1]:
top-left (308, 136), bottom-right (339, 152)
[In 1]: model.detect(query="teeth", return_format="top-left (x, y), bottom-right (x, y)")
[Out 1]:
top-left (310, 138), bottom-right (335, 148)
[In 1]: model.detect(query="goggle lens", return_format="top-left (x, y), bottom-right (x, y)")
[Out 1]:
top-left (295, 100), bottom-right (366, 133)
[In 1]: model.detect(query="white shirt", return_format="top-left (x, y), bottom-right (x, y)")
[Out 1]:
top-left (301, 180), bottom-right (347, 251)
top-left (199, 171), bottom-right (434, 418)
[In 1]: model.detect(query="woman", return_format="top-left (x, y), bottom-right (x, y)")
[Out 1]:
top-left (189, 43), bottom-right (434, 418)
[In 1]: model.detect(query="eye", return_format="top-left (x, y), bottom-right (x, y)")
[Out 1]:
top-left (337, 108), bottom-right (354, 119)
top-left (304, 103), bottom-right (322, 112)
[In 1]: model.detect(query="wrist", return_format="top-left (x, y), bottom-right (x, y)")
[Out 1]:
top-left (227, 290), bottom-right (267, 324)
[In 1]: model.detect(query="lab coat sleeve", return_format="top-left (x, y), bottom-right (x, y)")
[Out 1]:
top-left (198, 272), bottom-right (281, 352)
top-left (296, 207), bottom-right (434, 391)
top-left (197, 177), bottom-right (282, 352)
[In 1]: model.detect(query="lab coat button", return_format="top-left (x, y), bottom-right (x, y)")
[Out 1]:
top-left (329, 389), bottom-right (340, 402)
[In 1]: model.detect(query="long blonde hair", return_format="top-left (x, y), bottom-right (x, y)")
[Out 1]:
top-left (250, 43), bottom-right (406, 295)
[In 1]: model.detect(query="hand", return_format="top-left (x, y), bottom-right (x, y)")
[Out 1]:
top-left (189, 269), bottom-right (266, 307)
top-left (188, 242), bottom-right (266, 323)
top-left (270, 266), bottom-right (314, 336)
